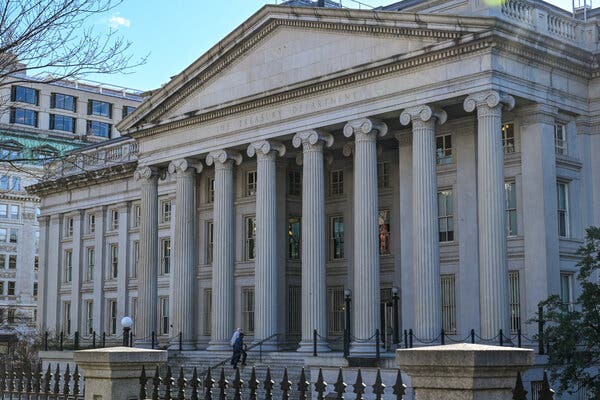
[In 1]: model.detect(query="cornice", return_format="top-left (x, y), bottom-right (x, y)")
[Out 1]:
top-left (27, 162), bottom-right (137, 197)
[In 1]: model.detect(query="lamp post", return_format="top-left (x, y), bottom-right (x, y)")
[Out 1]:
top-left (121, 316), bottom-right (133, 347)
top-left (392, 286), bottom-right (400, 345)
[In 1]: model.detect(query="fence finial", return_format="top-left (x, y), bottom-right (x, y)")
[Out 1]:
top-left (73, 365), bottom-right (81, 395)
top-left (232, 367), bottom-right (244, 400)
top-left (139, 366), bottom-right (148, 400)
top-left (203, 367), bottom-right (214, 400)
top-left (353, 369), bottom-right (366, 400)
top-left (63, 364), bottom-right (71, 398)
top-left (53, 365), bottom-right (60, 394)
top-left (190, 367), bottom-right (200, 400)
top-left (217, 367), bottom-right (228, 400)
top-left (152, 366), bottom-right (161, 400)
top-left (164, 365), bottom-right (174, 400)
top-left (373, 368), bottom-right (386, 400)
top-left (315, 368), bottom-right (327, 400)
top-left (333, 367), bottom-right (346, 400)
top-left (298, 367), bottom-right (309, 400)
top-left (540, 371), bottom-right (555, 400)
top-left (177, 366), bottom-right (187, 400)
top-left (512, 371), bottom-right (527, 400)
top-left (264, 367), bottom-right (274, 400)
top-left (248, 367), bottom-right (259, 400)
top-left (392, 370), bottom-right (406, 400)
top-left (280, 367), bottom-right (292, 400)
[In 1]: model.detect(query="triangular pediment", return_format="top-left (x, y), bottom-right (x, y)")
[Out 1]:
top-left (120, 6), bottom-right (488, 134)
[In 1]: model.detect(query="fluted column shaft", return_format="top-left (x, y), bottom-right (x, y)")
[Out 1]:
top-left (293, 130), bottom-right (332, 353)
top-left (465, 91), bottom-right (514, 338)
top-left (168, 159), bottom-right (200, 350)
top-left (248, 141), bottom-right (285, 350)
top-left (400, 105), bottom-right (446, 341)
top-left (343, 118), bottom-right (387, 354)
top-left (134, 167), bottom-right (159, 347)
top-left (206, 150), bottom-right (241, 350)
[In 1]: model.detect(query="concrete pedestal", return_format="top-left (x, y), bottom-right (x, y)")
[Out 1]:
top-left (396, 343), bottom-right (534, 400)
top-left (74, 346), bottom-right (167, 400)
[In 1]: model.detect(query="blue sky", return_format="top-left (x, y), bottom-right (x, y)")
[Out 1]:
top-left (90, 0), bottom-right (575, 91)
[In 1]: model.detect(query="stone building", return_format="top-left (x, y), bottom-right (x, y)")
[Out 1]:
top-left (0, 71), bottom-right (141, 334)
top-left (30, 0), bottom-right (600, 356)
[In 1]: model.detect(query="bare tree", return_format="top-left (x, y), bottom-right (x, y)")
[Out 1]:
top-left (0, 0), bottom-right (145, 85)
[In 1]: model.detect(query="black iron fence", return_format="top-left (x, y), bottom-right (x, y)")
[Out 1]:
top-left (0, 363), bottom-right (84, 399)
top-left (139, 366), bottom-right (556, 400)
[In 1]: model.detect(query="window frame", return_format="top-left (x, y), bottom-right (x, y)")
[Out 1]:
top-left (86, 247), bottom-right (95, 281)
top-left (554, 124), bottom-right (567, 155)
top-left (329, 169), bottom-right (344, 196)
top-left (64, 249), bottom-right (73, 283)
top-left (508, 270), bottom-right (521, 333)
top-left (557, 181), bottom-right (569, 238)
top-left (505, 181), bottom-right (517, 237)
top-left (502, 122), bottom-right (515, 155)
top-left (441, 274), bottom-right (457, 334)
top-left (87, 99), bottom-right (112, 118)
top-left (436, 133), bottom-right (453, 164)
top-left (329, 215), bottom-right (345, 260)
top-left (10, 107), bottom-right (38, 127)
top-left (287, 170), bottom-right (301, 196)
top-left (378, 210), bottom-right (391, 255)
top-left (245, 170), bottom-right (257, 197)
top-left (12, 85), bottom-right (39, 105)
top-left (159, 297), bottom-right (169, 335)
top-left (160, 237), bottom-right (171, 275)
top-left (109, 244), bottom-right (118, 279)
top-left (50, 93), bottom-right (77, 112)
top-left (288, 216), bottom-right (301, 260)
top-left (244, 215), bottom-right (256, 261)
top-left (241, 287), bottom-right (255, 335)
top-left (160, 200), bottom-right (172, 224)
top-left (438, 189), bottom-right (455, 242)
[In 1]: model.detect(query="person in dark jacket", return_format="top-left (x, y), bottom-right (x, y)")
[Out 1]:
top-left (230, 332), bottom-right (247, 369)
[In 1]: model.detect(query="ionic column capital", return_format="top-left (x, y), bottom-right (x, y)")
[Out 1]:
top-left (168, 158), bottom-right (203, 175)
top-left (463, 90), bottom-right (515, 116)
top-left (247, 140), bottom-right (286, 159)
top-left (292, 130), bottom-right (334, 150)
top-left (133, 166), bottom-right (160, 182)
top-left (400, 105), bottom-right (447, 127)
top-left (343, 117), bottom-right (388, 139)
top-left (205, 150), bottom-right (242, 167)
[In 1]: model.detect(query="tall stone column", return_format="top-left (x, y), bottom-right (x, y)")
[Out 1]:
top-left (247, 141), bottom-right (286, 350)
top-left (292, 130), bottom-right (333, 353)
top-left (464, 90), bottom-right (515, 338)
top-left (343, 118), bottom-right (388, 354)
top-left (133, 166), bottom-right (160, 347)
top-left (168, 158), bottom-right (202, 350)
top-left (400, 105), bottom-right (447, 342)
top-left (205, 150), bottom-right (242, 350)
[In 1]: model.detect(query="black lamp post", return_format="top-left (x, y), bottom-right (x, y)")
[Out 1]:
top-left (344, 288), bottom-right (352, 339)
top-left (392, 286), bottom-right (399, 345)
top-left (121, 316), bottom-right (133, 347)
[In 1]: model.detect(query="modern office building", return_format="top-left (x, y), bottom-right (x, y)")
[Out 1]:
top-left (30, 0), bottom-right (599, 365)
top-left (0, 70), bottom-right (141, 333)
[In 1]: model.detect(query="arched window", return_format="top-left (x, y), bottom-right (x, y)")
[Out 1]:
top-left (0, 141), bottom-right (23, 160)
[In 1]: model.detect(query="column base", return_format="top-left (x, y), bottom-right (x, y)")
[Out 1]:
top-left (168, 341), bottom-right (196, 351)
top-left (350, 340), bottom-right (378, 355)
top-left (250, 339), bottom-right (278, 352)
top-left (207, 340), bottom-right (231, 351)
top-left (297, 339), bottom-right (331, 353)
top-left (134, 341), bottom-right (154, 349)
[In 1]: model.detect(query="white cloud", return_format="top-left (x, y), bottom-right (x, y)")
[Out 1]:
top-left (108, 15), bottom-right (131, 28)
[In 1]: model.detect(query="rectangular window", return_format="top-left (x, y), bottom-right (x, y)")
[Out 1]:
top-left (436, 134), bottom-right (453, 164)
top-left (51, 93), bottom-right (76, 112)
top-left (509, 271), bottom-right (521, 333)
top-left (438, 190), bottom-right (454, 242)
top-left (160, 201), bottom-right (172, 223)
top-left (88, 214), bottom-right (95, 234)
top-left (288, 285), bottom-right (301, 335)
top-left (557, 182), bottom-right (569, 237)
top-left (502, 123), bottom-right (515, 154)
top-left (33, 282), bottom-right (38, 297)
top-left (0, 228), bottom-right (7, 242)
top-left (85, 301), bottom-right (93, 335)
top-left (108, 300), bottom-right (117, 335)
top-left (63, 301), bottom-right (71, 334)
top-left (505, 181), bottom-right (517, 236)
top-left (9, 205), bottom-right (18, 219)
top-left (0, 175), bottom-right (8, 190)
top-left (0, 204), bottom-right (6, 218)
top-left (554, 124), bottom-right (567, 155)
top-left (379, 210), bottom-right (391, 255)
top-left (7, 309), bottom-right (15, 324)
top-left (330, 216), bottom-right (344, 259)
top-left (9, 228), bottom-right (17, 243)
top-left (12, 86), bottom-right (39, 105)
top-left (8, 255), bottom-right (16, 269)
top-left (327, 286), bottom-right (344, 336)
top-left (122, 105), bottom-right (136, 118)
top-left (34, 255), bottom-right (39, 270)
top-left (88, 100), bottom-right (112, 118)
top-left (65, 216), bottom-right (74, 237)
top-left (288, 217), bottom-right (301, 260)
top-left (203, 289), bottom-right (212, 335)
top-left (110, 244), bottom-right (118, 279)
top-left (159, 297), bottom-right (169, 335)
top-left (246, 170), bottom-right (257, 197)
top-left (0, 254), bottom-right (5, 268)
top-left (329, 170), bottom-right (344, 196)
top-left (441, 274), bottom-right (457, 334)
top-left (560, 273), bottom-right (574, 311)
top-left (64, 250), bottom-right (72, 283)
top-left (132, 240), bottom-right (139, 278)
top-left (160, 238), bottom-right (171, 275)
top-left (241, 287), bottom-right (255, 334)
top-left (49, 114), bottom-right (76, 133)
top-left (11, 177), bottom-right (19, 191)
top-left (208, 178), bottom-right (215, 203)
top-left (87, 120), bottom-right (111, 138)
top-left (288, 170), bottom-right (301, 196)
top-left (133, 204), bottom-right (141, 227)
top-left (245, 216), bottom-right (256, 261)
top-left (87, 247), bottom-right (95, 281)
top-left (10, 108), bottom-right (38, 127)
top-left (377, 161), bottom-right (391, 189)
top-left (110, 209), bottom-right (119, 230)
top-left (0, 281), bottom-right (3, 294)
top-left (206, 221), bottom-right (214, 264)
top-left (7, 281), bottom-right (15, 296)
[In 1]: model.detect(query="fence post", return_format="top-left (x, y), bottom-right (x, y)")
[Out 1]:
top-left (517, 329), bottom-right (522, 348)
top-left (538, 305), bottom-right (545, 355)
top-left (60, 332), bottom-right (64, 351)
top-left (343, 329), bottom-right (349, 358)
top-left (441, 329), bottom-right (445, 345)
top-left (130, 331), bottom-right (134, 348)
top-left (44, 331), bottom-right (49, 351)
top-left (403, 330), bottom-right (408, 349)
top-left (409, 329), bottom-right (413, 348)
top-left (92, 331), bottom-right (96, 348)
top-left (499, 329), bottom-right (504, 347)
top-left (102, 332), bottom-right (106, 348)
top-left (74, 331), bottom-right (80, 350)
top-left (151, 331), bottom-right (155, 350)
top-left (313, 329), bottom-right (318, 357)
top-left (179, 332), bottom-right (183, 352)
top-left (375, 329), bottom-right (380, 359)
top-left (470, 329), bottom-right (475, 344)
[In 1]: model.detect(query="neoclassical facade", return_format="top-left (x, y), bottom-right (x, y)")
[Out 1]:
top-left (30, 0), bottom-right (600, 354)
